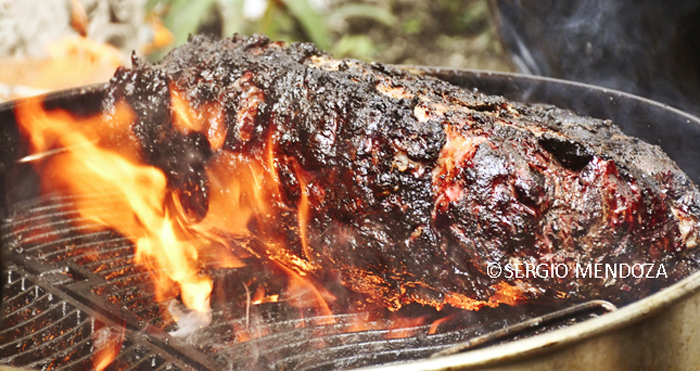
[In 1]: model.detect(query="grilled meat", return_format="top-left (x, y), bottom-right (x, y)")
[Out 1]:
top-left (103, 34), bottom-right (700, 310)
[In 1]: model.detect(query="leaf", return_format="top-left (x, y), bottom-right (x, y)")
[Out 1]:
top-left (327, 4), bottom-right (397, 27)
top-left (145, 0), bottom-right (167, 12)
top-left (401, 17), bottom-right (423, 35)
top-left (163, 0), bottom-right (196, 21)
top-left (280, 0), bottom-right (330, 50)
top-left (257, 3), bottom-right (295, 42)
top-left (332, 34), bottom-right (376, 60)
top-left (460, 0), bottom-right (488, 25)
top-left (220, 0), bottom-right (246, 37)
top-left (163, 0), bottom-right (219, 47)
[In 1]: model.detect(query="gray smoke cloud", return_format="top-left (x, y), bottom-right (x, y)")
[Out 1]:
top-left (493, 0), bottom-right (700, 116)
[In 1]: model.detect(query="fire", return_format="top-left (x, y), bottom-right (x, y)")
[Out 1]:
top-left (170, 85), bottom-right (227, 151)
top-left (15, 97), bottom-right (214, 315)
top-left (293, 161), bottom-right (312, 260)
top-left (428, 314), bottom-right (455, 335)
top-left (278, 263), bottom-right (336, 322)
top-left (195, 150), bottom-right (275, 236)
top-left (252, 286), bottom-right (279, 305)
top-left (15, 91), bottom-right (337, 324)
top-left (385, 316), bottom-right (427, 339)
top-left (92, 321), bottom-right (125, 371)
top-left (442, 282), bottom-right (525, 311)
top-left (13, 70), bottom-right (531, 366)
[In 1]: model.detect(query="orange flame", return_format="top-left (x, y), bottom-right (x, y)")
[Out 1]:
top-left (443, 282), bottom-right (525, 311)
top-left (252, 286), bottom-right (280, 305)
top-left (385, 316), bottom-right (427, 339)
top-left (293, 162), bottom-right (312, 260)
top-left (92, 321), bottom-right (125, 371)
top-left (428, 314), bottom-right (455, 335)
top-left (278, 263), bottom-right (335, 323)
top-left (344, 312), bottom-right (379, 333)
top-left (15, 97), bottom-right (214, 314)
top-left (170, 85), bottom-right (227, 151)
top-left (195, 151), bottom-right (276, 237)
top-left (15, 92), bottom-right (337, 325)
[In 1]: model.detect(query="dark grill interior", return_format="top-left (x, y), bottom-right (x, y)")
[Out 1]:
top-left (0, 194), bottom-right (607, 370)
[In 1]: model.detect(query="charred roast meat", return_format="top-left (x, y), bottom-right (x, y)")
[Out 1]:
top-left (101, 34), bottom-right (700, 310)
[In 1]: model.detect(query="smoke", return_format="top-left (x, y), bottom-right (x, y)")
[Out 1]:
top-left (494, 0), bottom-right (700, 116)
top-left (167, 299), bottom-right (213, 339)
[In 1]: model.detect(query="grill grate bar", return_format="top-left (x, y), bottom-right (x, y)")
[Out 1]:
top-left (2, 281), bottom-right (41, 304)
top-left (23, 329), bottom-right (93, 370)
top-left (0, 264), bottom-right (210, 371)
top-left (5, 205), bottom-right (84, 227)
top-left (99, 282), bottom-right (152, 301)
top-left (83, 249), bottom-right (138, 271)
top-left (266, 325), bottom-right (471, 370)
top-left (100, 268), bottom-right (150, 284)
top-left (3, 290), bottom-right (52, 317)
top-left (7, 312), bottom-right (91, 366)
top-left (61, 342), bottom-right (143, 371)
top-left (0, 301), bottom-right (66, 337)
top-left (53, 352), bottom-right (95, 371)
top-left (6, 208), bottom-right (99, 229)
top-left (38, 235), bottom-right (131, 262)
top-left (19, 228), bottom-right (113, 253)
top-left (432, 299), bottom-right (618, 357)
top-left (294, 346), bottom-right (446, 371)
top-left (0, 307), bottom-right (81, 354)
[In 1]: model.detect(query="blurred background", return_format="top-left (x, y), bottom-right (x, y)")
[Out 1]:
top-left (0, 0), bottom-right (699, 115)
top-left (0, 0), bottom-right (513, 101)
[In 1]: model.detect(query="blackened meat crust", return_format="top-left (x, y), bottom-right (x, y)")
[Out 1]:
top-left (104, 34), bottom-right (700, 310)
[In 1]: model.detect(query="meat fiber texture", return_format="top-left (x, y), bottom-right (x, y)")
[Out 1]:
top-left (103, 34), bottom-right (700, 311)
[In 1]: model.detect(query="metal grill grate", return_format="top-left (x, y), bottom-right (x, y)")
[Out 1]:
top-left (0, 267), bottom-right (184, 371)
top-left (1, 195), bottom-right (606, 370)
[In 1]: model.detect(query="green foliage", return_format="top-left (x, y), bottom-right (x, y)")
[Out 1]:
top-left (256, 4), bottom-right (297, 43)
top-left (401, 17), bottom-right (423, 35)
top-left (281, 0), bottom-right (330, 50)
top-left (220, 0), bottom-right (245, 38)
top-left (459, 0), bottom-right (488, 27)
top-left (147, 0), bottom-right (391, 61)
top-left (333, 34), bottom-right (376, 59)
top-left (327, 4), bottom-right (398, 27)
top-left (437, 0), bottom-right (490, 35)
top-left (162, 0), bottom-right (219, 47)
top-left (143, 0), bottom-right (501, 65)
